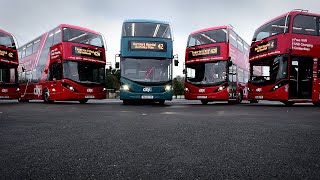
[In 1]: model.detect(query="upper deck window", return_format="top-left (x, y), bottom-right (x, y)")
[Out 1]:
top-left (252, 17), bottom-right (289, 43)
top-left (292, 15), bottom-right (317, 36)
top-left (229, 30), bottom-right (237, 48)
top-left (187, 29), bottom-right (227, 47)
top-left (63, 28), bottom-right (104, 48)
top-left (0, 32), bottom-right (16, 50)
top-left (122, 22), bottom-right (172, 39)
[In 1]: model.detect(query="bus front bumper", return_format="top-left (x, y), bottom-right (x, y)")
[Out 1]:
top-left (120, 90), bottom-right (173, 101)
top-left (50, 90), bottom-right (106, 101)
top-left (184, 89), bottom-right (229, 101)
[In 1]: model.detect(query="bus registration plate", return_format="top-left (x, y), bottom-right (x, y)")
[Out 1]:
top-left (197, 96), bottom-right (208, 99)
top-left (255, 96), bottom-right (264, 99)
top-left (85, 95), bottom-right (95, 99)
top-left (141, 95), bottom-right (153, 99)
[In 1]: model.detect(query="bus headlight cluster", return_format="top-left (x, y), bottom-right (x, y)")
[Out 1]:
top-left (184, 87), bottom-right (190, 92)
top-left (165, 85), bottom-right (172, 91)
top-left (62, 83), bottom-right (78, 92)
top-left (215, 85), bottom-right (226, 92)
top-left (122, 85), bottom-right (130, 91)
top-left (69, 86), bottom-right (75, 91)
top-left (218, 86), bottom-right (225, 91)
top-left (271, 83), bottom-right (284, 92)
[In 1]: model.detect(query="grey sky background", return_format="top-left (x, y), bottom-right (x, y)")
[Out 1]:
top-left (1, 0), bottom-right (319, 76)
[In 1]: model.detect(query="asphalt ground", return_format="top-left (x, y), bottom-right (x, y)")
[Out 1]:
top-left (0, 99), bottom-right (320, 179)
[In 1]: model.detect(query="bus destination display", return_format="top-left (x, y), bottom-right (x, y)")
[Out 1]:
top-left (129, 41), bottom-right (167, 52)
top-left (188, 46), bottom-right (220, 59)
top-left (251, 39), bottom-right (277, 56)
top-left (0, 49), bottom-right (16, 60)
top-left (72, 46), bottom-right (102, 59)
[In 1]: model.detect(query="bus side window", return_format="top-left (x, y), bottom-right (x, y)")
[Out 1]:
top-left (318, 60), bottom-right (320, 78)
top-left (53, 28), bottom-right (61, 45)
top-left (49, 62), bottom-right (62, 81)
top-left (292, 15), bottom-right (317, 36)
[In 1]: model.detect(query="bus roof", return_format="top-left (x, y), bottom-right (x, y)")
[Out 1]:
top-left (58, 24), bottom-right (101, 35)
top-left (190, 26), bottom-right (228, 35)
top-left (123, 19), bottom-right (169, 25)
top-left (18, 24), bottom-right (102, 48)
top-left (0, 29), bottom-right (13, 36)
top-left (256, 10), bottom-right (320, 30)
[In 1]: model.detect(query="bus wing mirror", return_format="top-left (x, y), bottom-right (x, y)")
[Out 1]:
top-left (183, 69), bottom-right (187, 74)
top-left (174, 59), bottom-right (179, 66)
top-left (115, 62), bottom-right (120, 69)
top-left (173, 54), bottom-right (179, 66)
top-left (227, 58), bottom-right (232, 67)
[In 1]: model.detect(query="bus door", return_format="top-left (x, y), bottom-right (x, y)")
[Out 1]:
top-left (228, 64), bottom-right (237, 99)
top-left (289, 57), bottom-right (313, 99)
top-left (48, 62), bottom-right (62, 82)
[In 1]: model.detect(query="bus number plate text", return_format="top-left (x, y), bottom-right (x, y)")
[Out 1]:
top-left (197, 96), bottom-right (208, 99)
top-left (141, 95), bottom-right (154, 99)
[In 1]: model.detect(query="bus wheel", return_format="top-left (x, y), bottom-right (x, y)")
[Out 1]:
top-left (237, 91), bottom-right (243, 104)
top-left (43, 88), bottom-right (54, 103)
top-left (249, 100), bottom-right (258, 103)
top-left (282, 101), bottom-right (294, 106)
top-left (201, 100), bottom-right (208, 105)
top-left (313, 102), bottom-right (320, 106)
top-left (123, 100), bottom-right (130, 105)
top-left (159, 100), bottom-right (165, 105)
top-left (79, 99), bottom-right (88, 104)
top-left (18, 98), bottom-right (29, 103)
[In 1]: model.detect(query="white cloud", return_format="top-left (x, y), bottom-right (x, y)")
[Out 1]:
top-left (1, 0), bottom-right (319, 77)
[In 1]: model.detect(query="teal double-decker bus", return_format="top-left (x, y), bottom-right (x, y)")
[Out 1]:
top-left (117, 19), bottom-right (178, 105)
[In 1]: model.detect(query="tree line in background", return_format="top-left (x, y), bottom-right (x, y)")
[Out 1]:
top-left (105, 67), bottom-right (185, 96)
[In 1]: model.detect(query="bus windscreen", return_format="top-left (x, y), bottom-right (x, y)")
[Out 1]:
top-left (122, 23), bottom-right (171, 39)
top-left (0, 32), bottom-right (16, 50)
top-left (187, 29), bottom-right (227, 47)
top-left (63, 28), bottom-right (104, 48)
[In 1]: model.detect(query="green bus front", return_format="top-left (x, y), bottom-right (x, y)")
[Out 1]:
top-left (118, 20), bottom-right (176, 104)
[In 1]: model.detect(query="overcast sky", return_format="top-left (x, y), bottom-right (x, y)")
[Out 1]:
top-left (1, 0), bottom-right (319, 76)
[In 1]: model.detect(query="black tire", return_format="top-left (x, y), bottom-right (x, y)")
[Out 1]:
top-left (201, 100), bottom-right (208, 105)
top-left (282, 101), bottom-right (294, 106)
top-left (18, 98), bottom-right (29, 103)
top-left (159, 100), bottom-right (165, 105)
top-left (237, 91), bottom-right (243, 104)
top-left (313, 102), bottom-right (320, 106)
top-left (43, 88), bottom-right (54, 103)
top-left (123, 100), bottom-right (130, 105)
top-left (79, 99), bottom-right (88, 104)
top-left (228, 100), bottom-right (235, 105)
top-left (249, 100), bottom-right (259, 103)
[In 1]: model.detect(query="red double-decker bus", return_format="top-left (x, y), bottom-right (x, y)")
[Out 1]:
top-left (248, 10), bottom-right (320, 106)
top-left (18, 24), bottom-right (107, 103)
top-left (184, 26), bottom-right (250, 104)
top-left (0, 29), bottom-right (19, 100)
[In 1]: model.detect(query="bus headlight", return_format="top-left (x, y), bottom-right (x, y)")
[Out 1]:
top-left (122, 85), bottom-right (130, 91)
top-left (102, 88), bottom-right (107, 92)
top-left (165, 85), bottom-right (172, 91)
top-left (184, 87), bottom-right (190, 92)
top-left (52, 88), bottom-right (56, 92)
top-left (215, 85), bottom-right (226, 92)
top-left (69, 86), bottom-right (75, 91)
top-left (271, 83), bottom-right (284, 92)
top-left (16, 88), bottom-right (20, 92)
